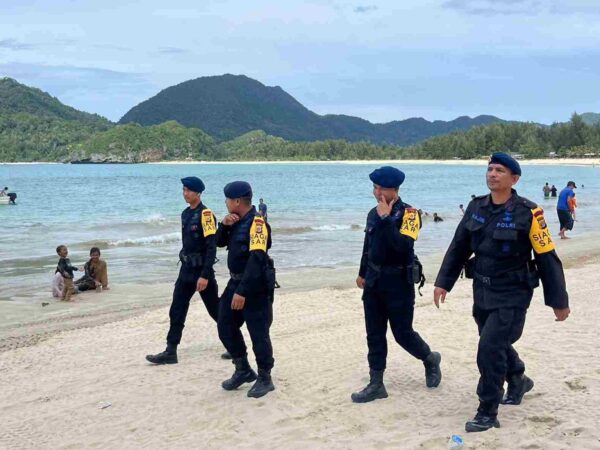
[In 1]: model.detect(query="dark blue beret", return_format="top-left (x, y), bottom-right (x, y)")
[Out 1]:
top-left (489, 152), bottom-right (521, 176)
top-left (181, 176), bottom-right (205, 193)
top-left (224, 181), bottom-right (252, 199)
top-left (369, 166), bottom-right (405, 188)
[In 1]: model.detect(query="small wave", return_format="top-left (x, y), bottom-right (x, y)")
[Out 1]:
top-left (76, 232), bottom-right (180, 249)
top-left (141, 213), bottom-right (170, 224)
top-left (109, 232), bottom-right (181, 247)
top-left (275, 224), bottom-right (362, 235)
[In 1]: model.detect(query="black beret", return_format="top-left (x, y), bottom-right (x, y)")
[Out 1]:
top-left (489, 152), bottom-right (521, 176)
top-left (181, 176), bottom-right (205, 193)
top-left (369, 166), bottom-right (405, 188)
top-left (224, 181), bottom-right (252, 199)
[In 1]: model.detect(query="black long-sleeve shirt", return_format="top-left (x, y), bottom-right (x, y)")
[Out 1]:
top-left (358, 199), bottom-right (421, 289)
top-left (180, 203), bottom-right (217, 279)
top-left (216, 207), bottom-right (272, 297)
top-left (435, 191), bottom-right (569, 310)
top-left (56, 257), bottom-right (78, 279)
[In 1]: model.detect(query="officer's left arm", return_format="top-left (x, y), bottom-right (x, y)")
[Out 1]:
top-left (382, 208), bottom-right (421, 253)
top-left (529, 208), bottom-right (569, 310)
top-left (200, 211), bottom-right (218, 279)
top-left (216, 222), bottom-right (231, 248)
top-left (236, 218), bottom-right (270, 297)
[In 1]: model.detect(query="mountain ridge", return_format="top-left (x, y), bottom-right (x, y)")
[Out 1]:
top-left (119, 74), bottom-right (504, 145)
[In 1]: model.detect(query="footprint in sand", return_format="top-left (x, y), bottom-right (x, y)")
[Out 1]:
top-left (564, 378), bottom-right (587, 392)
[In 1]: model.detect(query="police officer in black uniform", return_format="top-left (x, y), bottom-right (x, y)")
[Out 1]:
top-left (216, 181), bottom-right (276, 398)
top-left (434, 153), bottom-right (570, 432)
top-left (352, 166), bottom-right (442, 403)
top-left (146, 177), bottom-right (222, 364)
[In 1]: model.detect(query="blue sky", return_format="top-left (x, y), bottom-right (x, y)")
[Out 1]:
top-left (1, 0), bottom-right (599, 123)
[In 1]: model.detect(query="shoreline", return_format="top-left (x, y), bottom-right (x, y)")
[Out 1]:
top-left (1, 256), bottom-right (598, 448)
top-left (2, 158), bottom-right (600, 166)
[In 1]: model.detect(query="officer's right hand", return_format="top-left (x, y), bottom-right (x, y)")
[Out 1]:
top-left (553, 307), bottom-right (570, 321)
top-left (356, 276), bottom-right (365, 289)
top-left (433, 287), bottom-right (447, 309)
top-left (222, 214), bottom-right (240, 226)
top-left (196, 277), bottom-right (209, 292)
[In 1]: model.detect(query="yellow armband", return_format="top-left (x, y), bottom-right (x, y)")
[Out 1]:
top-left (400, 208), bottom-right (421, 240)
top-left (529, 207), bottom-right (555, 254)
top-left (201, 209), bottom-right (216, 237)
top-left (249, 217), bottom-right (268, 251)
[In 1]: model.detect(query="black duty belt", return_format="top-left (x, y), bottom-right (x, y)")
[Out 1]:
top-left (179, 253), bottom-right (204, 265)
top-left (229, 273), bottom-right (244, 281)
top-left (368, 261), bottom-right (407, 274)
top-left (473, 270), bottom-right (528, 287)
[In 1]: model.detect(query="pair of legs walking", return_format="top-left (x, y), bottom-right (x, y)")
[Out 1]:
top-left (466, 305), bottom-right (533, 432)
top-left (217, 283), bottom-right (275, 398)
top-left (352, 287), bottom-right (441, 403)
top-left (146, 267), bottom-right (219, 365)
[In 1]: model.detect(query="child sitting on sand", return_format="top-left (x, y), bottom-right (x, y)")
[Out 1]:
top-left (75, 247), bottom-right (109, 292)
top-left (55, 245), bottom-right (81, 301)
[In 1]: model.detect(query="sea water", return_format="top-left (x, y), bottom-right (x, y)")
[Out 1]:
top-left (1, 162), bottom-right (598, 302)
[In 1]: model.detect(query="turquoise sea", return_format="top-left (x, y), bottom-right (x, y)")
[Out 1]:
top-left (1, 162), bottom-right (598, 302)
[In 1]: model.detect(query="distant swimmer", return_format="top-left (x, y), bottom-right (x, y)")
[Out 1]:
top-left (146, 176), bottom-right (226, 365)
top-left (433, 212), bottom-right (444, 223)
top-left (550, 184), bottom-right (558, 197)
top-left (258, 198), bottom-right (268, 221)
top-left (434, 153), bottom-right (570, 433)
top-left (543, 182), bottom-right (551, 199)
top-left (459, 204), bottom-right (465, 215)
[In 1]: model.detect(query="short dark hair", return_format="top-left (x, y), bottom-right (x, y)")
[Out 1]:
top-left (90, 247), bottom-right (101, 256)
top-left (239, 196), bottom-right (252, 206)
top-left (56, 245), bottom-right (67, 254)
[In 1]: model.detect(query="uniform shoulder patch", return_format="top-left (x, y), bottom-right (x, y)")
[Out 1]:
top-left (249, 216), bottom-right (268, 252)
top-left (529, 207), bottom-right (555, 254)
top-left (400, 207), bottom-right (421, 240)
top-left (201, 208), bottom-right (216, 237)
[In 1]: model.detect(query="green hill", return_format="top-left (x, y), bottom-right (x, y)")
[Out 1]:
top-left (119, 74), bottom-right (503, 145)
top-left (0, 77), bottom-right (110, 126)
top-left (581, 112), bottom-right (600, 126)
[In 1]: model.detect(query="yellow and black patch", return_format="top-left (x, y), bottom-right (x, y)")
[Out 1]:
top-left (529, 207), bottom-right (555, 254)
top-left (201, 209), bottom-right (216, 237)
top-left (249, 217), bottom-right (268, 252)
top-left (400, 207), bottom-right (421, 240)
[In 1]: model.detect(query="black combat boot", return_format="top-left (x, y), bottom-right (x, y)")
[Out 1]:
top-left (351, 369), bottom-right (388, 403)
top-left (146, 344), bottom-right (178, 365)
top-left (501, 374), bottom-right (534, 405)
top-left (465, 412), bottom-right (500, 432)
top-left (222, 357), bottom-right (257, 391)
top-left (423, 351), bottom-right (442, 388)
top-left (221, 351), bottom-right (233, 360)
top-left (247, 368), bottom-right (275, 398)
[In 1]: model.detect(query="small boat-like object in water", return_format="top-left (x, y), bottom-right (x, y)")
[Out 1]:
top-left (0, 192), bottom-right (17, 205)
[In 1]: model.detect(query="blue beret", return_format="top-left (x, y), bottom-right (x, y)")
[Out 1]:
top-left (489, 152), bottom-right (521, 176)
top-left (224, 181), bottom-right (253, 199)
top-left (181, 176), bottom-right (205, 193)
top-left (369, 166), bottom-right (405, 188)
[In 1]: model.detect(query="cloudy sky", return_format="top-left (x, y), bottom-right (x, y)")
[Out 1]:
top-left (1, 0), bottom-right (599, 123)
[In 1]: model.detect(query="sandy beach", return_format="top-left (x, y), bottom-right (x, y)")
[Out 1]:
top-left (1, 237), bottom-right (599, 449)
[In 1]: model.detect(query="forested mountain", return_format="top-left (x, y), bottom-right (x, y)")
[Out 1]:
top-left (119, 74), bottom-right (502, 145)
